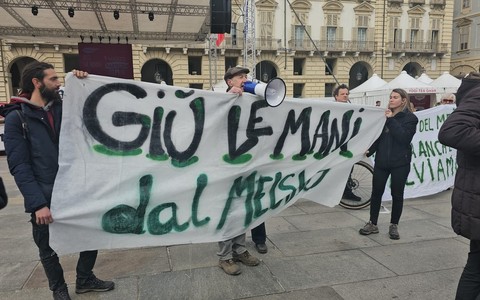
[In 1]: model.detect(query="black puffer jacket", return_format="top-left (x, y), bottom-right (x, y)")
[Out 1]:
top-left (0, 97), bottom-right (61, 213)
top-left (368, 108), bottom-right (418, 168)
top-left (438, 72), bottom-right (480, 240)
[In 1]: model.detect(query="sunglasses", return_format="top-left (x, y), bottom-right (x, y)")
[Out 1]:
top-left (441, 99), bottom-right (454, 104)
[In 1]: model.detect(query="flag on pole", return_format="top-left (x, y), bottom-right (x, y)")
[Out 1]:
top-left (216, 34), bottom-right (225, 47)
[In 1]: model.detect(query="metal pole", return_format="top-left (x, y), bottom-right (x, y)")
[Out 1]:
top-left (381, 0), bottom-right (386, 78)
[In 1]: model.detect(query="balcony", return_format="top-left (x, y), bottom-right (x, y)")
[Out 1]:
top-left (388, 0), bottom-right (404, 4)
top-left (409, 0), bottom-right (425, 6)
top-left (287, 39), bottom-right (376, 53)
top-left (430, 0), bottom-right (445, 8)
top-left (386, 41), bottom-right (448, 55)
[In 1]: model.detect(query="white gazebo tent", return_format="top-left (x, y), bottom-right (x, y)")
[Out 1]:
top-left (349, 74), bottom-right (388, 106)
top-left (417, 73), bottom-right (434, 84)
top-left (430, 72), bottom-right (462, 100)
top-left (366, 71), bottom-right (438, 110)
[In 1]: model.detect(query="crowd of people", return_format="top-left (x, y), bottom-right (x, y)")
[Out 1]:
top-left (0, 61), bottom-right (477, 299)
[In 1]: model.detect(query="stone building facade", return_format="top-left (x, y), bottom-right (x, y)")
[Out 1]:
top-left (0, 0), bottom-right (454, 102)
top-left (450, 0), bottom-right (480, 76)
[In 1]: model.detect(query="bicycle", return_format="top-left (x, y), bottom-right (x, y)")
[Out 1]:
top-left (339, 160), bottom-right (374, 210)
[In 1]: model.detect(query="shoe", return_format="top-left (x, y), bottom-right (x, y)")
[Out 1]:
top-left (53, 284), bottom-right (71, 300)
top-left (218, 259), bottom-right (241, 275)
top-left (359, 221), bottom-right (379, 235)
top-left (389, 224), bottom-right (400, 240)
top-left (255, 243), bottom-right (268, 254)
top-left (233, 250), bottom-right (260, 266)
top-left (75, 275), bottom-right (115, 294)
top-left (342, 190), bottom-right (361, 201)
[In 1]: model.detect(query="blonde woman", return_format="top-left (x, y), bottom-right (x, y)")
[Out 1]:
top-left (359, 88), bottom-right (418, 240)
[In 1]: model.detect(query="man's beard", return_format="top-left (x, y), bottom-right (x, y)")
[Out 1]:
top-left (40, 84), bottom-right (61, 103)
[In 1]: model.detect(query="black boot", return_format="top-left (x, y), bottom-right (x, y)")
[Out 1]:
top-left (53, 283), bottom-right (71, 300)
top-left (342, 188), bottom-right (361, 201)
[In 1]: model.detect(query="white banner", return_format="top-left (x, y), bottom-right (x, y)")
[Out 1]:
top-left (50, 74), bottom-right (385, 255)
top-left (383, 105), bottom-right (457, 200)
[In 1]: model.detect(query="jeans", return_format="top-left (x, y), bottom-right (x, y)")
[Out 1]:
top-left (456, 240), bottom-right (480, 300)
top-left (251, 223), bottom-right (266, 245)
top-left (369, 164), bottom-right (410, 225)
top-left (31, 214), bottom-right (98, 291)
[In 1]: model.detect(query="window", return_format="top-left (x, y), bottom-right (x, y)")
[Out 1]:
top-left (325, 58), bottom-right (336, 75)
top-left (295, 25), bottom-right (304, 47)
top-left (325, 83), bottom-right (335, 98)
top-left (459, 26), bottom-right (469, 50)
top-left (188, 56), bottom-right (202, 75)
top-left (259, 11), bottom-right (273, 47)
top-left (225, 57), bottom-right (238, 71)
top-left (293, 83), bottom-right (304, 98)
top-left (231, 23), bottom-right (237, 46)
top-left (357, 15), bottom-right (369, 27)
top-left (294, 58), bottom-right (305, 75)
top-left (326, 27), bottom-right (336, 48)
top-left (63, 54), bottom-right (79, 73)
top-left (409, 29), bottom-right (418, 49)
top-left (358, 28), bottom-right (367, 49)
top-left (431, 30), bottom-right (439, 50)
top-left (463, 0), bottom-right (470, 9)
top-left (393, 28), bottom-right (401, 48)
top-left (189, 83), bottom-right (203, 89)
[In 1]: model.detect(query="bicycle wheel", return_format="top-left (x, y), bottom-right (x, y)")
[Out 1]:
top-left (339, 161), bottom-right (373, 210)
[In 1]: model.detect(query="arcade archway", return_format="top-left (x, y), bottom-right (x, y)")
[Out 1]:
top-left (141, 59), bottom-right (173, 85)
top-left (255, 61), bottom-right (278, 82)
top-left (349, 62), bottom-right (371, 90)
top-left (403, 62), bottom-right (423, 78)
top-left (9, 57), bottom-right (36, 96)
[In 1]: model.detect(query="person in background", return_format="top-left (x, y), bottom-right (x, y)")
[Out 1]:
top-left (375, 100), bottom-right (381, 107)
top-left (438, 72), bottom-right (480, 300)
top-left (0, 62), bottom-right (115, 300)
top-left (359, 88), bottom-right (418, 240)
top-left (215, 66), bottom-right (262, 276)
top-left (333, 84), bottom-right (362, 202)
top-left (440, 93), bottom-right (456, 105)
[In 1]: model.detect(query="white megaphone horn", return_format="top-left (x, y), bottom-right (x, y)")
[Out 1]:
top-left (243, 78), bottom-right (286, 107)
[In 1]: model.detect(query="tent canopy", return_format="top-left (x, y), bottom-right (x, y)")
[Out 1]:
top-left (417, 72), bottom-right (434, 84)
top-left (0, 0), bottom-right (210, 45)
top-left (349, 74), bottom-right (388, 95)
top-left (430, 72), bottom-right (462, 94)
top-left (368, 71), bottom-right (438, 96)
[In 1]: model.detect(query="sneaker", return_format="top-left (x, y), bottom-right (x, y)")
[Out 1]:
top-left (218, 259), bottom-right (241, 275)
top-left (75, 275), bottom-right (115, 294)
top-left (53, 284), bottom-right (71, 300)
top-left (233, 250), bottom-right (260, 266)
top-left (389, 224), bottom-right (400, 240)
top-left (343, 189), bottom-right (361, 201)
top-left (255, 243), bottom-right (268, 254)
top-left (359, 221), bottom-right (379, 235)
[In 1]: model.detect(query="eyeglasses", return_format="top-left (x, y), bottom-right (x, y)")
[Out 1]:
top-left (441, 99), bottom-right (454, 104)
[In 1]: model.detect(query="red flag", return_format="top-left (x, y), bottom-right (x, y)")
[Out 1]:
top-left (216, 34), bottom-right (225, 47)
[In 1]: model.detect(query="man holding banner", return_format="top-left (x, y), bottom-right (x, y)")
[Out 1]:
top-left (1, 62), bottom-right (114, 300)
top-left (215, 66), bottom-right (262, 275)
top-left (333, 84), bottom-right (362, 202)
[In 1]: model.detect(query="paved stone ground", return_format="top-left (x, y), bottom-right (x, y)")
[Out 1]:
top-left (0, 156), bottom-right (465, 299)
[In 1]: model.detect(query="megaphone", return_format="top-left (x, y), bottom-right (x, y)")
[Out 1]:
top-left (243, 78), bottom-right (286, 107)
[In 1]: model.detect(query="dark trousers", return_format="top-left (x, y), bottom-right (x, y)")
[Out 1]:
top-left (456, 240), bottom-right (480, 300)
top-left (369, 164), bottom-right (410, 225)
top-left (31, 214), bottom-right (98, 291)
top-left (251, 223), bottom-right (266, 244)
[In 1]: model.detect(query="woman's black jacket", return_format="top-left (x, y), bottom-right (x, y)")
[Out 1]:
top-left (368, 108), bottom-right (418, 169)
